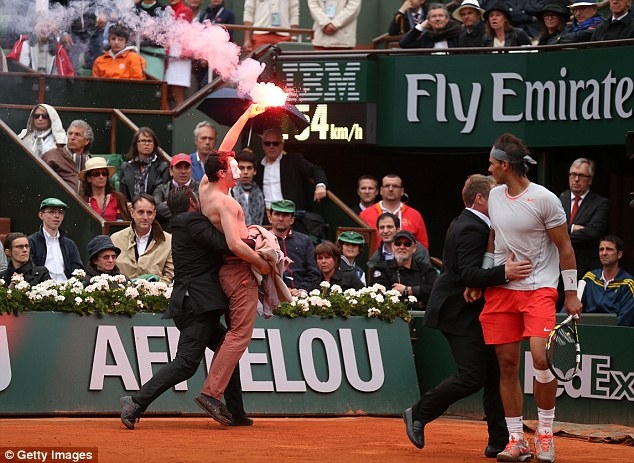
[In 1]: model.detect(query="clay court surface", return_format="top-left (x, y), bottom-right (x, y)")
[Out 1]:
top-left (1, 416), bottom-right (632, 463)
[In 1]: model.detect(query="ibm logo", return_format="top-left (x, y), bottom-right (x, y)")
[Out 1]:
top-left (282, 62), bottom-right (361, 102)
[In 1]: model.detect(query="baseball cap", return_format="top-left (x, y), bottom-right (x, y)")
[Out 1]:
top-left (40, 197), bottom-right (68, 210)
top-left (270, 199), bottom-right (296, 213)
top-left (337, 231), bottom-right (365, 245)
top-left (393, 230), bottom-right (416, 244)
top-left (170, 153), bottom-right (192, 167)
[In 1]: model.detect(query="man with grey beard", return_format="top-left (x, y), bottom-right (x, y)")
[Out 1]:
top-left (370, 229), bottom-right (437, 309)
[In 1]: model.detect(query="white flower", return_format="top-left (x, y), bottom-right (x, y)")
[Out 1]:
top-left (15, 280), bottom-right (30, 291)
top-left (74, 297), bottom-right (83, 305)
top-left (330, 284), bottom-right (342, 293)
top-left (137, 300), bottom-right (144, 307)
top-left (72, 269), bottom-right (86, 278)
top-left (408, 295), bottom-right (418, 303)
top-left (125, 287), bottom-right (140, 298)
top-left (320, 281), bottom-right (331, 289)
top-left (367, 307), bottom-right (381, 317)
top-left (309, 289), bottom-right (320, 297)
top-left (55, 295), bottom-right (65, 302)
top-left (374, 294), bottom-right (384, 303)
top-left (390, 295), bottom-right (401, 304)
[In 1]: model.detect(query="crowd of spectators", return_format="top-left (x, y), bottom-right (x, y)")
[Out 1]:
top-left (393, 0), bottom-right (634, 48)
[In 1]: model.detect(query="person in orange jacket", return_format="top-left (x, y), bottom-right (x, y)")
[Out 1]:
top-left (92, 23), bottom-right (146, 80)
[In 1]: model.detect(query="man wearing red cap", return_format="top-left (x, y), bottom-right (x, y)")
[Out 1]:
top-left (153, 153), bottom-right (199, 231)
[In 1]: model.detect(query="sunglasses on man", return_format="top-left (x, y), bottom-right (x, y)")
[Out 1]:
top-left (393, 240), bottom-right (413, 247)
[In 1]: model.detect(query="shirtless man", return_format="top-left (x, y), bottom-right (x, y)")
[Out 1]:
top-left (194, 104), bottom-right (272, 425)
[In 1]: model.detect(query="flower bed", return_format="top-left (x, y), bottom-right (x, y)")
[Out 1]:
top-left (0, 271), bottom-right (170, 316)
top-left (273, 283), bottom-right (414, 323)
top-left (1, 274), bottom-right (413, 323)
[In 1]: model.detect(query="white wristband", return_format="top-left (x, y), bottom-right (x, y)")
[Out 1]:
top-left (482, 252), bottom-right (494, 269)
top-left (561, 269), bottom-right (577, 291)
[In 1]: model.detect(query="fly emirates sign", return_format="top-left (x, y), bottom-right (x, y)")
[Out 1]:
top-left (405, 67), bottom-right (634, 134)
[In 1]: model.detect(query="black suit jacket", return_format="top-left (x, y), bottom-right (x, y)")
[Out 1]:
top-left (254, 152), bottom-right (328, 212)
top-left (559, 190), bottom-right (609, 277)
top-left (424, 209), bottom-right (507, 336)
top-left (164, 212), bottom-right (230, 319)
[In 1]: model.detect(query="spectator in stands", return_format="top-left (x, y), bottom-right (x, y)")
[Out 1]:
top-left (10, 13), bottom-right (73, 76)
top-left (536, 2), bottom-right (570, 44)
top-left (353, 175), bottom-right (379, 215)
top-left (153, 153), bottom-right (199, 231)
top-left (268, 199), bottom-right (320, 296)
top-left (58, 0), bottom-right (107, 74)
top-left (559, 0), bottom-right (604, 43)
top-left (506, 0), bottom-right (545, 42)
top-left (186, 0), bottom-right (204, 19)
top-left (0, 48), bottom-right (7, 72)
top-left (582, 235), bottom-right (634, 326)
top-left (367, 212), bottom-right (431, 271)
top-left (242, 0), bottom-right (299, 53)
top-left (18, 104), bottom-right (66, 158)
top-left (482, 2), bottom-right (532, 47)
top-left (400, 3), bottom-right (463, 48)
top-left (193, 0), bottom-right (236, 88)
top-left (120, 127), bottom-right (170, 202)
top-left (79, 157), bottom-right (131, 222)
top-left (254, 127), bottom-right (329, 213)
top-left (388, 0), bottom-right (428, 36)
top-left (309, 241), bottom-right (364, 292)
top-left (559, 158), bottom-right (609, 279)
top-left (28, 198), bottom-right (83, 283)
top-left (360, 174), bottom-right (429, 249)
top-left (231, 149), bottom-right (265, 226)
top-left (0, 242), bottom-right (6, 275)
top-left (2, 233), bottom-right (51, 287)
top-left (336, 231), bottom-right (366, 285)
top-left (190, 122), bottom-right (217, 181)
top-left (165, 0), bottom-right (194, 108)
top-left (591, 0), bottom-right (634, 40)
top-left (134, 0), bottom-right (165, 17)
top-left (371, 230), bottom-right (438, 309)
top-left (92, 24), bottom-right (146, 80)
top-left (83, 234), bottom-right (126, 284)
top-left (111, 194), bottom-right (174, 284)
top-left (454, 0), bottom-right (487, 47)
top-left (42, 120), bottom-right (94, 193)
top-left (308, 0), bottom-right (362, 50)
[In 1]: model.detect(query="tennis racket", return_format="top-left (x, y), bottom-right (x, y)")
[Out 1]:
top-left (545, 280), bottom-right (584, 382)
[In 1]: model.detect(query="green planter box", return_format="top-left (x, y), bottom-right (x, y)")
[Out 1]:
top-left (0, 313), bottom-right (418, 416)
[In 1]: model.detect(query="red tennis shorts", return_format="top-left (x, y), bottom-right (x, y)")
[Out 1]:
top-left (479, 286), bottom-right (558, 345)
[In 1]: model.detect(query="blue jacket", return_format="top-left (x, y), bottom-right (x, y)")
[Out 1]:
top-left (582, 268), bottom-right (634, 326)
top-left (28, 226), bottom-right (84, 279)
top-left (274, 230), bottom-right (320, 291)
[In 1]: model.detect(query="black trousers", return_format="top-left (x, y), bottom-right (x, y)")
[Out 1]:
top-left (413, 332), bottom-right (507, 447)
top-left (133, 298), bottom-right (245, 417)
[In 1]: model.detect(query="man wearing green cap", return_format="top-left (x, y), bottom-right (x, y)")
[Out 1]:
top-left (337, 231), bottom-right (366, 285)
top-left (28, 198), bottom-right (84, 282)
top-left (268, 199), bottom-right (320, 296)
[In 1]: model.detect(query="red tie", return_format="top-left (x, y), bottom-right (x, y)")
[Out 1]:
top-left (570, 196), bottom-right (580, 224)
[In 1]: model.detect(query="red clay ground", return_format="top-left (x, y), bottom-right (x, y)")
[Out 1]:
top-left (0, 417), bottom-right (631, 463)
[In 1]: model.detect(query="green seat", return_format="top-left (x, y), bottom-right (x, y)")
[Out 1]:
top-left (93, 154), bottom-right (125, 191)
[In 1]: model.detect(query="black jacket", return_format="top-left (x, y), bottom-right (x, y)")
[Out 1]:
top-left (591, 11), bottom-right (634, 41)
top-left (371, 259), bottom-right (438, 309)
top-left (120, 156), bottom-right (170, 202)
top-left (482, 27), bottom-right (532, 47)
top-left (458, 20), bottom-right (486, 47)
top-left (164, 211), bottom-right (230, 319)
top-left (2, 260), bottom-right (51, 287)
top-left (424, 209), bottom-right (507, 336)
top-left (308, 268), bottom-right (365, 293)
top-left (254, 152), bottom-right (328, 212)
top-left (28, 227), bottom-right (84, 279)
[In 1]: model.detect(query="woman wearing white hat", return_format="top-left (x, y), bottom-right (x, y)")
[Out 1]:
top-left (79, 157), bottom-right (131, 222)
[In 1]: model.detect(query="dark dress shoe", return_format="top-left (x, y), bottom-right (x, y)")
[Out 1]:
top-left (229, 415), bottom-right (254, 426)
top-left (194, 394), bottom-right (233, 426)
top-left (485, 444), bottom-right (506, 458)
top-left (403, 407), bottom-right (424, 449)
